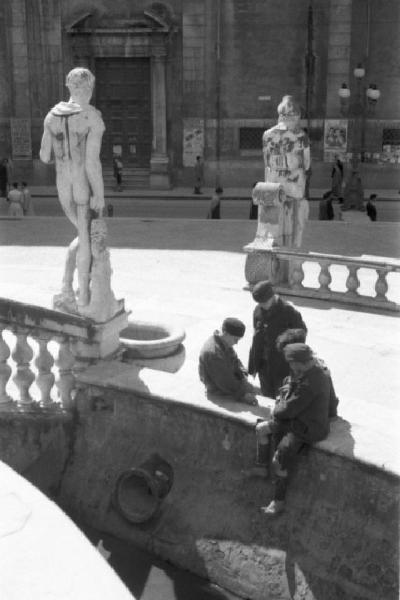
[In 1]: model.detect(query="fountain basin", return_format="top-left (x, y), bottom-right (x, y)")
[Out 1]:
top-left (120, 318), bottom-right (185, 359)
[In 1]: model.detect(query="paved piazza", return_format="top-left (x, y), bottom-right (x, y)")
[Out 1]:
top-left (0, 216), bottom-right (399, 474)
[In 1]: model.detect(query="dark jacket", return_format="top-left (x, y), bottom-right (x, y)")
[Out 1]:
top-left (274, 364), bottom-right (331, 443)
top-left (314, 356), bottom-right (339, 418)
top-left (248, 297), bottom-right (307, 376)
top-left (366, 201), bottom-right (377, 221)
top-left (199, 332), bottom-right (249, 400)
top-left (319, 198), bottom-right (334, 221)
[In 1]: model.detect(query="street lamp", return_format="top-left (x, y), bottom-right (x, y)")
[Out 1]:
top-left (338, 63), bottom-right (381, 167)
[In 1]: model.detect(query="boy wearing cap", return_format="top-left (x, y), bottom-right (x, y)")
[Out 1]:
top-left (276, 328), bottom-right (339, 419)
top-left (260, 342), bottom-right (331, 516)
top-left (199, 318), bottom-right (258, 405)
top-left (248, 280), bottom-right (307, 398)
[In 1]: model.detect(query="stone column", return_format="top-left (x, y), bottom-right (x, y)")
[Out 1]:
top-left (150, 54), bottom-right (170, 189)
top-left (10, 0), bottom-right (30, 117)
top-left (9, 0), bottom-right (32, 165)
top-left (325, 0), bottom-right (353, 118)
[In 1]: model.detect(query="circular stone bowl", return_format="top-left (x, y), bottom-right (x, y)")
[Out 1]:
top-left (120, 319), bottom-right (186, 359)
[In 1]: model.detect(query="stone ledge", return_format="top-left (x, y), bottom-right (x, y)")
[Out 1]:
top-left (77, 359), bottom-right (400, 477)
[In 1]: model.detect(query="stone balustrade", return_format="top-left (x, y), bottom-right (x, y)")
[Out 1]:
top-left (244, 248), bottom-right (400, 312)
top-left (0, 298), bottom-right (100, 412)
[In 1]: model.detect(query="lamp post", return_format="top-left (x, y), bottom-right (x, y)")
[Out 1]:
top-left (338, 63), bottom-right (381, 168)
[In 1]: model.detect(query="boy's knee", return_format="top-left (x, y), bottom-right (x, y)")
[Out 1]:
top-left (272, 452), bottom-right (288, 478)
top-left (256, 420), bottom-right (273, 442)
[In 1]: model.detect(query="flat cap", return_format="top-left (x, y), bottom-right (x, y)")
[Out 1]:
top-left (252, 280), bottom-right (274, 302)
top-left (222, 317), bottom-right (246, 338)
top-left (283, 343), bottom-right (313, 363)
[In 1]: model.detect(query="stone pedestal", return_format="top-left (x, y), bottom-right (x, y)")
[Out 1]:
top-left (243, 247), bottom-right (289, 287)
top-left (150, 155), bottom-right (170, 189)
top-left (72, 307), bottom-right (129, 361)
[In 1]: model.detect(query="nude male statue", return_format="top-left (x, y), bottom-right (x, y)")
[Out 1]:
top-left (40, 67), bottom-right (105, 311)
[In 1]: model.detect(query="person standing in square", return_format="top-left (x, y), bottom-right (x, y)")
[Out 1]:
top-left (193, 155), bottom-right (204, 194)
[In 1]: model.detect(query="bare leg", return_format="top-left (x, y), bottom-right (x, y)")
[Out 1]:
top-left (57, 180), bottom-right (79, 299)
top-left (76, 205), bottom-right (91, 307)
top-left (61, 237), bottom-right (79, 297)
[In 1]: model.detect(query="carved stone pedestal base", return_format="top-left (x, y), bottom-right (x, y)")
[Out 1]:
top-left (243, 247), bottom-right (289, 288)
top-left (73, 307), bottom-right (129, 362)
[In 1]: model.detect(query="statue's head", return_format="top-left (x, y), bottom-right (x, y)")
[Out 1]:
top-left (66, 68), bottom-right (95, 103)
top-left (277, 95), bottom-right (301, 119)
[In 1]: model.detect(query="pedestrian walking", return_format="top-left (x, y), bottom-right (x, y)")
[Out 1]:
top-left (0, 158), bottom-right (8, 198)
top-left (207, 187), bottom-right (223, 219)
top-left (318, 191), bottom-right (334, 221)
top-left (113, 156), bottom-right (123, 191)
top-left (7, 182), bottom-right (24, 217)
top-left (366, 194), bottom-right (377, 221)
top-left (21, 182), bottom-right (34, 215)
top-left (342, 170), bottom-right (364, 211)
top-left (331, 155), bottom-right (344, 199)
top-left (193, 155), bottom-right (204, 194)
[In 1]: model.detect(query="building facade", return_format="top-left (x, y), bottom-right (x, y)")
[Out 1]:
top-left (1, 0), bottom-right (399, 188)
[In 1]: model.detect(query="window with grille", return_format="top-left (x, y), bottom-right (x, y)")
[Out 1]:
top-left (239, 127), bottom-right (264, 150)
top-left (382, 129), bottom-right (400, 146)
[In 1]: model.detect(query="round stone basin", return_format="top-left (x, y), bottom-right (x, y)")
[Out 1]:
top-left (120, 319), bottom-right (186, 359)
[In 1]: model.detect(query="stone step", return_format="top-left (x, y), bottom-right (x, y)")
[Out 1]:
top-left (103, 168), bottom-right (150, 189)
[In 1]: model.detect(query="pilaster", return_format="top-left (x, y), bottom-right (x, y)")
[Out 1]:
top-left (325, 0), bottom-right (353, 118)
top-left (150, 54), bottom-right (170, 188)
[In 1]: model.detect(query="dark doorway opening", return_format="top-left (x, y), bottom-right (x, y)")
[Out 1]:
top-left (95, 58), bottom-right (152, 168)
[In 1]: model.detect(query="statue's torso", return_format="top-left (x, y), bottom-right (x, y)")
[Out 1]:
top-left (263, 123), bottom-right (310, 199)
top-left (45, 104), bottom-right (104, 167)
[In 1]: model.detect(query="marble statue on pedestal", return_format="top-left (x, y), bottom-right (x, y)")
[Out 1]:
top-left (252, 95), bottom-right (310, 249)
top-left (244, 96), bottom-right (311, 286)
top-left (40, 68), bottom-right (120, 322)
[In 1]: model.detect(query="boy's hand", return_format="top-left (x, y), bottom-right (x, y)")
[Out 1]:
top-left (243, 392), bottom-right (258, 406)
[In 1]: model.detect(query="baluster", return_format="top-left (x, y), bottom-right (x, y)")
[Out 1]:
top-left (0, 326), bottom-right (14, 409)
top-left (35, 333), bottom-right (56, 409)
top-left (345, 265), bottom-right (360, 296)
top-left (375, 268), bottom-right (389, 302)
top-left (55, 336), bottom-right (75, 410)
top-left (318, 262), bottom-right (332, 292)
top-left (12, 329), bottom-right (35, 410)
top-left (289, 259), bottom-right (305, 290)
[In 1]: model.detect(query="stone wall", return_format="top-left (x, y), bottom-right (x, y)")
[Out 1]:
top-left (58, 386), bottom-right (399, 600)
top-left (1, 0), bottom-right (399, 184)
top-left (0, 412), bottom-right (72, 496)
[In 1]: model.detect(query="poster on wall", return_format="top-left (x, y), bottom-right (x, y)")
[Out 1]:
top-left (183, 119), bottom-right (204, 167)
top-left (10, 118), bottom-right (32, 158)
top-left (380, 144), bottom-right (400, 164)
top-left (323, 119), bottom-right (348, 162)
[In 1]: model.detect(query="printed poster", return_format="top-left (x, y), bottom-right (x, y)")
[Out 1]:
top-left (183, 119), bottom-right (204, 167)
top-left (10, 118), bottom-right (32, 158)
top-left (323, 119), bottom-right (347, 162)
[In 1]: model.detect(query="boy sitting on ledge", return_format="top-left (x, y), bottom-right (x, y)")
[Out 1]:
top-left (199, 317), bottom-right (271, 476)
top-left (258, 343), bottom-right (332, 516)
top-left (199, 317), bottom-right (258, 405)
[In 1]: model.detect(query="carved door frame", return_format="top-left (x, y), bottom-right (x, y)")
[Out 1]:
top-left (66, 12), bottom-right (171, 188)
